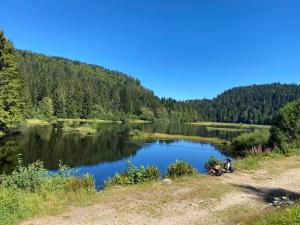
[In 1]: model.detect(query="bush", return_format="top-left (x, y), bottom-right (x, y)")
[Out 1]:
top-left (166, 160), bottom-right (197, 179)
top-left (106, 161), bottom-right (160, 186)
top-left (0, 158), bottom-right (46, 192)
top-left (0, 159), bottom-right (96, 225)
top-left (231, 129), bottom-right (270, 156)
top-left (269, 99), bottom-right (300, 152)
top-left (144, 166), bottom-right (160, 181)
top-left (128, 129), bottom-right (142, 138)
top-left (204, 156), bottom-right (224, 170)
top-left (64, 175), bottom-right (95, 192)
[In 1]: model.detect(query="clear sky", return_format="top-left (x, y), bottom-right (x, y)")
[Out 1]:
top-left (1, 0), bottom-right (300, 100)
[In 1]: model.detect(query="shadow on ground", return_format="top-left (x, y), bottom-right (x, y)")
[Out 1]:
top-left (232, 184), bottom-right (300, 203)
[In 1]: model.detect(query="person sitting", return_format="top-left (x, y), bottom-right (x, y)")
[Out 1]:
top-left (223, 158), bottom-right (234, 173)
top-left (209, 162), bottom-right (223, 176)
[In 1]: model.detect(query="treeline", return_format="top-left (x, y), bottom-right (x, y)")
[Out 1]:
top-left (187, 83), bottom-right (300, 124)
top-left (2, 30), bottom-right (300, 135)
top-left (17, 50), bottom-right (198, 122)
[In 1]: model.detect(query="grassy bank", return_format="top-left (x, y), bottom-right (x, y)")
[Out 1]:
top-left (129, 131), bottom-right (229, 146)
top-left (3, 153), bottom-right (300, 225)
top-left (62, 125), bottom-right (97, 135)
top-left (57, 118), bottom-right (122, 124)
top-left (190, 121), bottom-right (271, 129)
top-left (128, 119), bottom-right (151, 124)
top-left (252, 203), bottom-right (300, 225)
top-left (206, 126), bottom-right (250, 132)
top-left (0, 162), bottom-right (96, 225)
top-left (26, 119), bottom-right (50, 126)
top-left (234, 152), bottom-right (285, 171)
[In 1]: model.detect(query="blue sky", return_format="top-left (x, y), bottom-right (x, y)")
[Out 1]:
top-left (1, 0), bottom-right (300, 100)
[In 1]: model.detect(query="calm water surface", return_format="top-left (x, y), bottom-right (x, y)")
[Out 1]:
top-left (0, 123), bottom-right (240, 188)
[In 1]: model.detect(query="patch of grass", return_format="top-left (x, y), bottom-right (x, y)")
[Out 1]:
top-left (219, 204), bottom-right (267, 225)
top-left (206, 126), bottom-right (250, 132)
top-left (57, 118), bottom-right (122, 124)
top-left (129, 131), bottom-right (229, 146)
top-left (234, 152), bottom-right (284, 171)
top-left (128, 119), bottom-right (151, 124)
top-left (0, 160), bottom-right (96, 225)
top-left (62, 125), bottom-right (97, 135)
top-left (190, 121), bottom-right (271, 129)
top-left (26, 119), bottom-right (50, 126)
top-left (0, 131), bottom-right (4, 138)
top-left (251, 203), bottom-right (300, 225)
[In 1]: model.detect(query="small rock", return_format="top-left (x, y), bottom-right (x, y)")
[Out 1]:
top-left (162, 179), bottom-right (172, 184)
top-left (282, 196), bottom-right (288, 200)
top-left (288, 201), bottom-right (295, 205)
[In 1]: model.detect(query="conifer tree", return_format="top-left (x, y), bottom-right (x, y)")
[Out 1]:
top-left (0, 31), bottom-right (25, 133)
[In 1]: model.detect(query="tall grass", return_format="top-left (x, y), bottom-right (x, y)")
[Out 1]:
top-left (0, 159), bottom-right (96, 225)
top-left (252, 203), bottom-right (300, 225)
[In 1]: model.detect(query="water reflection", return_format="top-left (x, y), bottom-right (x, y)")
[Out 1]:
top-left (0, 122), bottom-right (242, 175)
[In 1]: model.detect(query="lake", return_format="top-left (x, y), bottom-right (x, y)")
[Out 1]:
top-left (0, 122), bottom-right (242, 188)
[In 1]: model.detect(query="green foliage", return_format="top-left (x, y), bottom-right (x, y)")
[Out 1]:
top-left (17, 50), bottom-right (163, 119)
top-left (16, 46), bottom-right (300, 124)
top-left (234, 153), bottom-right (283, 171)
top-left (35, 97), bottom-right (54, 121)
top-left (253, 203), bottom-right (300, 225)
top-left (0, 31), bottom-right (25, 133)
top-left (187, 83), bottom-right (300, 124)
top-left (231, 129), bottom-right (270, 155)
top-left (0, 158), bottom-right (46, 192)
top-left (140, 107), bottom-right (154, 121)
top-left (106, 161), bottom-right (160, 186)
top-left (64, 175), bottom-right (94, 192)
top-left (204, 156), bottom-right (223, 170)
top-left (0, 159), bottom-right (96, 225)
top-left (269, 99), bottom-right (300, 152)
top-left (166, 160), bottom-right (197, 179)
top-left (128, 129), bottom-right (142, 138)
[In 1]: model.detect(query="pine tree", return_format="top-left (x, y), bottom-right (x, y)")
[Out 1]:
top-left (0, 31), bottom-right (25, 133)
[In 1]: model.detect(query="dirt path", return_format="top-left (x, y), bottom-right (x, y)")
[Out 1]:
top-left (20, 156), bottom-right (300, 225)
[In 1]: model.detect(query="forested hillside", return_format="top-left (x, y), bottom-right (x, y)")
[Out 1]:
top-left (17, 50), bottom-right (197, 122)
top-left (187, 83), bottom-right (300, 124)
top-left (2, 30), bottom-right (300, 127)
top-left (16, 51), bottom-right (300, 124)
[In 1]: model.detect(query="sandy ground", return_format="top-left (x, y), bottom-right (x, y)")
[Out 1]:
top-left (20, 156), bottom-right (300, 225)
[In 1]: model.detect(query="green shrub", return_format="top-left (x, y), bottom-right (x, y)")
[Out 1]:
top-left (64, 175), bottom-right (95, 192)
top-left (269, 99), bottom-right (300, 153)
top-left (128, 129), bottom-right (142, 137)
top-left (231, 129), bottom-right (270, 156)
top-left (144, 166), bottom-right (160, 181)
top-left (204, 156), bottom-right (223, 170)
top-left (166, 160), bottom-right (197, 179)
top-left (106, 161), bottom-right (160, 186)
top-left (253, 203), bottom-right (300, 225)
top-left (0, 159), bottom-right (96, 225)
top-left (0, 158), bottom-right (46, 192)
